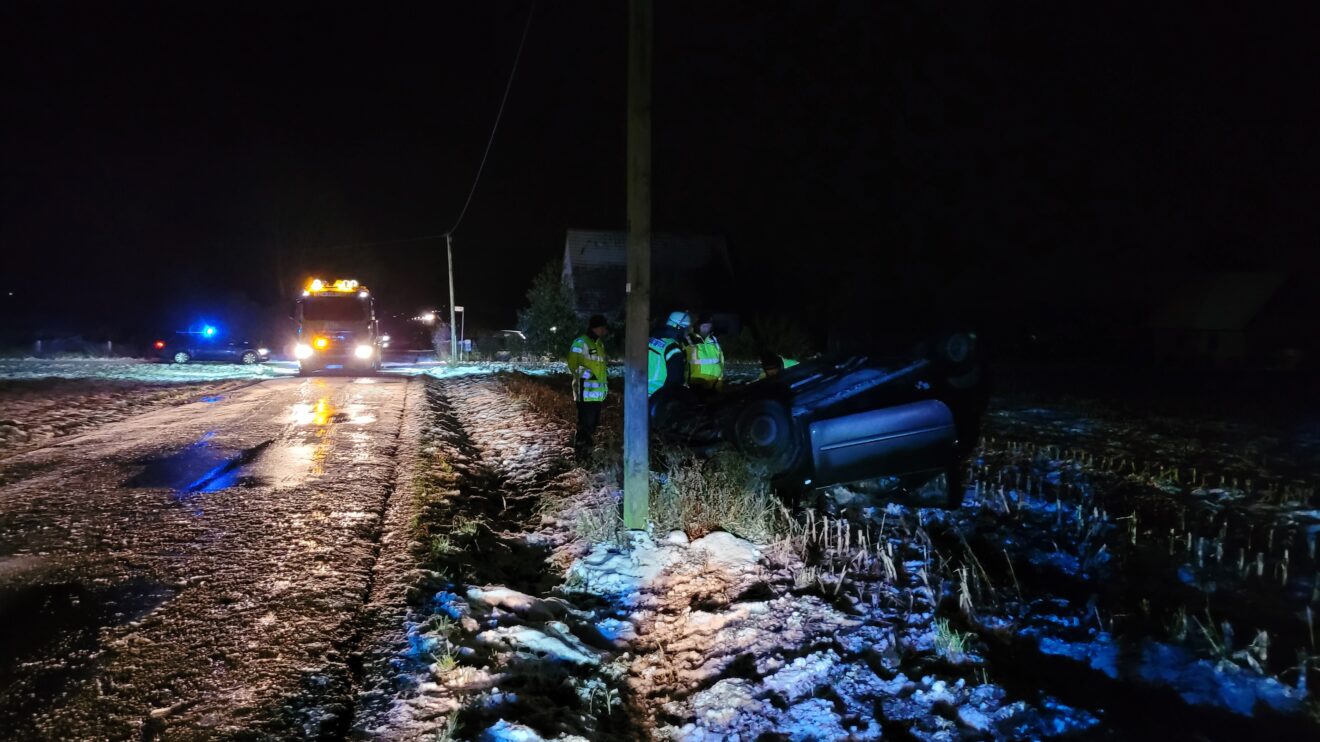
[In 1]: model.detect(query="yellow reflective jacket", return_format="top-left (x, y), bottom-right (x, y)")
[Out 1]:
top-left (567, 334), bottom-right (608, 403)
top-left (685, 333), bottom-right (725, 390)
top-left (648, 336), bottom-right (684, 396)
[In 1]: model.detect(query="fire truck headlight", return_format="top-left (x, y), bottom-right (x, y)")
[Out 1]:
top-left (354, 344), bottom-right (373, 359)
top-left (295, 344), bottom-right (313, 359)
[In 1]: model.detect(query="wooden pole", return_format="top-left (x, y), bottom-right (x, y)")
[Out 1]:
top-left (624, 0), bottom-right (653, 530)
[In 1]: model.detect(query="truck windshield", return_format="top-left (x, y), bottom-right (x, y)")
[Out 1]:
top-left (302, 297), bottom-right (368, 322)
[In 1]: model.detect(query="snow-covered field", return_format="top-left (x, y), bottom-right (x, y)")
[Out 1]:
top-left (0, 358), bottom-right (294, 382)
top-left (350, 371), bottom-right (1320, 740)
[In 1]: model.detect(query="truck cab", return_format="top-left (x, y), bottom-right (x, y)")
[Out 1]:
top-left (292, 278), bottom-right (381, 374)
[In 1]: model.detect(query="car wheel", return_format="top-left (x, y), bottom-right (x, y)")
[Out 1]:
top-left (240, 351), bottom-right (259, 365)
top-left (732, 399), bottom-right (801, 472)
top-left (172, 351), bottom-right (191, 364)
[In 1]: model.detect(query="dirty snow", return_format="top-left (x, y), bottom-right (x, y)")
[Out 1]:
top-left (348, 373), bottom-right (1128, 740)
top-left (0, 377), bottom-right (261, 456)
top-left (0, 357), bottom-right (293, 382)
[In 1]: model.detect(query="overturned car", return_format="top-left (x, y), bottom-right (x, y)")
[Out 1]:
top-left (650, 333), bottom-right (988, 508)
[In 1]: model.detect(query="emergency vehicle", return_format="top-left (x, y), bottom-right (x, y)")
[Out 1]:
top-left (293, 279), bottom-right (382, 374)
top-left (154, 326), bottom-right (269, 365)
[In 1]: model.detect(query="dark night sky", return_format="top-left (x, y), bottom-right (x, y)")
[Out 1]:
top-left (3, 1), bottom-right (1318, 345)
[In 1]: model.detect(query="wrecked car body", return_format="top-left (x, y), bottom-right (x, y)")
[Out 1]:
top-left (650, 333), bottom-right (988, 507)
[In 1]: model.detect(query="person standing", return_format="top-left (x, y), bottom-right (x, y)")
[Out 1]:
top-left (685, 313), bottom-right (726, 393)
top-left (647, 311), bottom-right (690, 397)
top-left (757, 352), bottom-right (800, 380)
top-left (567, 315), bottom-right (609, 461)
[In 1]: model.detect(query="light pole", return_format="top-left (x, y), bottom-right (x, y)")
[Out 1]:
top-left (446, 233), bottom-right (458, 364)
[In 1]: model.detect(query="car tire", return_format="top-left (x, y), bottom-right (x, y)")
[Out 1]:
top-left (732, 399), bottom-right (801, 472)
top-left (172, 351), bottom-right (191, 364)
top-left (240, 351), bottom-right (259, 365)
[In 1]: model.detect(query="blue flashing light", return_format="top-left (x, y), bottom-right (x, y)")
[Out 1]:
top-left (203, 325), bottom-right (217, 337)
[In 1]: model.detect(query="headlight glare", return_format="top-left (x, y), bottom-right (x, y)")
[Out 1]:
top-left (295, 344), bottom-right (313, 359)
top-left (354, 344), bottom-right (373, 359)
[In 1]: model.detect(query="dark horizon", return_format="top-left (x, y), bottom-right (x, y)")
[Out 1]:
top-left (4, 2), bottom-right (1319, 350)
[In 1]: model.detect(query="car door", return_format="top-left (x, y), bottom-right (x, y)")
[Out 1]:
top-left (194, 338), bottom-right (224, 361)
top-left (191, 340), bottom-right (216, 361)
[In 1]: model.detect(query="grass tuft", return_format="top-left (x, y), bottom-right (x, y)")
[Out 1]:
top-left (934, 617), bottom-right (974, 659)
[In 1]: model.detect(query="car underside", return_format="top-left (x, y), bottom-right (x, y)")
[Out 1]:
top-left (649, 332), bottom-right (988, 507)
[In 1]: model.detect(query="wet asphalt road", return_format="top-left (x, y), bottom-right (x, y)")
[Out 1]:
top-left (0, 375), bottom-right (413, 739)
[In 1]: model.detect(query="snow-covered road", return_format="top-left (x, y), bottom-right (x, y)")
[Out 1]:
top-left (0, 375), bottom-right (414, 738)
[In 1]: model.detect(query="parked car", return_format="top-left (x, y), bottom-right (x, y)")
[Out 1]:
top-left (650, 332), bottom-right (988, 507)
top-left (154, 330), bottom-right (269, 365)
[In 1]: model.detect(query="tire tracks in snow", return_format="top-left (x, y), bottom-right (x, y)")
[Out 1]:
top-left (351, 376), bottom-right (647, 740)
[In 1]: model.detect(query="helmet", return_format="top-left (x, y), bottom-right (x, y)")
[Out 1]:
top-left (666, 311), bottom-right (691, 329)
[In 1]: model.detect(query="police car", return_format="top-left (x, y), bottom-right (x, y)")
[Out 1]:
top-left (154, 325), bottom-right (270, 365)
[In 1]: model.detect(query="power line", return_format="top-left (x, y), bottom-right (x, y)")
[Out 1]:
top-left (283, 2), bottom-right (537, 253)
top-left (446, 0), bottom-right (538, 237)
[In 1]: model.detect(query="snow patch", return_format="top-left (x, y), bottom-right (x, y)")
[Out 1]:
top-left (689, 531), bottom-right (761, 571)
top-left (563, 532), bottom-right (684, 603)
top-left (1138, 641), bottom-right (1305, 716)
top-left (475, 622), bottom-right (600, 666)
top-left (762, 650), bottom-right (840, 702)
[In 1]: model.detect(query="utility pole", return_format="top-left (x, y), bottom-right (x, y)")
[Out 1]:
top-left (446, 233), bottom-right (459, 364)
top-left (623, 0), bottom-right (652, 530)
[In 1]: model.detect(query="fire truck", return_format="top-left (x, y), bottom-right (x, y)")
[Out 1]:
top-left (292, 279), bottom-right (382, 375)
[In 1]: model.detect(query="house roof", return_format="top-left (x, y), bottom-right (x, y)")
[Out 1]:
top-left (563, 229), bottom-right (732, 315)
top-left (1148, 273), bottom-right (1286, 331)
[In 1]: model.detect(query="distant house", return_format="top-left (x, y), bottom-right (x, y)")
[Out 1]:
top-left (1148, 272), bottom-right (1308, 369)
top-left (561, 229), bottom-right (738, 331)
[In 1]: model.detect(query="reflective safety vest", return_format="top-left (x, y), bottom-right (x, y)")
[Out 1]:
top-left (567, 334), bottom-right (608, 403)
top-left (685, 333), bottom-right (725, 389)
top-left (648, 337), bottom-right (683, 396)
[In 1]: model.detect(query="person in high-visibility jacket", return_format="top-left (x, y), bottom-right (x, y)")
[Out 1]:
top-left (685, 313), bottom-right (725, 393)
top-left (757, 352), bottom-right (800, 380)
top-left (567, 314), bottom-right (609, 460)
top-left (648, 311), bottom-right (690, 396)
